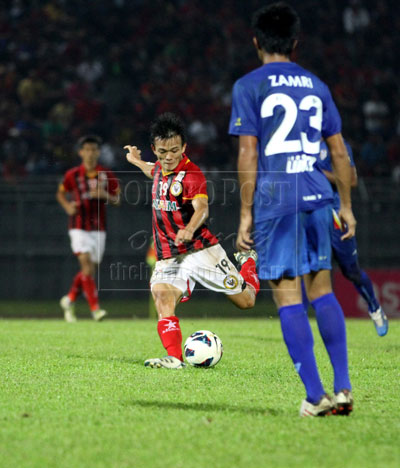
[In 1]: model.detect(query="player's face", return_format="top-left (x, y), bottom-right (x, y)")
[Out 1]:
top-left (152, 135), bottom-right (186, 172)
top-left (78, 143), bottom-right (100, 170)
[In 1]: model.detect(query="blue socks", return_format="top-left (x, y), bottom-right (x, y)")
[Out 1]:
top-left (353, 270), bottom-right (380, 312)
top-left (341, 262), bottom-right (380, 312)
top-left (312, 293), bottom-right (351, 393)
top-left (279, 304), bottom-right (325, 404)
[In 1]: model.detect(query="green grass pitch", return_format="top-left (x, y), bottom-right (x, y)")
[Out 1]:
top-left (0, 314), bottom-right (399, 468)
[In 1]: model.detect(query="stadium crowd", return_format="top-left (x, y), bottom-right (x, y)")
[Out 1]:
top-left (1, 0), bottom-right (399, 182)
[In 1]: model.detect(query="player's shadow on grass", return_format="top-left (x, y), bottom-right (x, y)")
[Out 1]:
top-left (66, 353), bottom-right (144, 365)
top-left (125, 399), bottom-right (280, 416)
top-left (229, 334), bottom-right (282, 343)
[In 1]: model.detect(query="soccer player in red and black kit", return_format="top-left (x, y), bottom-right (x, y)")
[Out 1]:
top-left (56, 135), bottom-right (120, 322)
top-left (125, 113), bottom-right (260, 369)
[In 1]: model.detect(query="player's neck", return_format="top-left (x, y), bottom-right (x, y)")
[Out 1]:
top-left (260, 52), bottom-right (291, 65)
top-left (82, 163), bottom-right (97, 172)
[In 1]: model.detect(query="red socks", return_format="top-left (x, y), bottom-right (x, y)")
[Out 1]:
top-left (240, 258), bottom-right (260, 295)
top-left (81, 274), bottom-right (99, 311)
top-left (68, 272), bottom-right (83, 302)
top-left (157, 316), bottom-right (183, 361)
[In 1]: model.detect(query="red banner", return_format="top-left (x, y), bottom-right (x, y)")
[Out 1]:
top-left (333, 269), bottom-right (400, 318)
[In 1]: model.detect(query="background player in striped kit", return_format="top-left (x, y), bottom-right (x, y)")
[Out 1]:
top-left (125, 113), bottom-right (260, 369)
top-left (57, 135), bottom-right (120, 322)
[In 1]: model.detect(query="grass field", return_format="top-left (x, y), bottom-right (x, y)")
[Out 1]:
top-left (1, 316), bottom-right (399, 468)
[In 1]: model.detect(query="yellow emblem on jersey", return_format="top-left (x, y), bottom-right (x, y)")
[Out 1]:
top-left (223, 275), bottom-right (239, 290)
top-left (234, 117), bottom-right (242, 127)
top-left (170, 181), bottom-right (183, 197)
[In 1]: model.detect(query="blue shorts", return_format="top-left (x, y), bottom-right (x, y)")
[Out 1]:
top-left (254, 205), bottom-right (333, 280)
top-left (332, 224), bottom-right (359, 268)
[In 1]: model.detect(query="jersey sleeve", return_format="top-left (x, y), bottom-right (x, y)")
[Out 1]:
top-left (182, 169), bottom-right (208, 200)
top-left (60, 171), bottom-right (73, 192)
top-left (317, 143), bottom-right (332, 172)
top-left (321, 85), bottom-right (342, 138)
top-left (228, 79), bottom-right (258, 136)
top-left (106, 170), bottom-right (120, 195)
top-left (151, 162), bottom-right (160, 177)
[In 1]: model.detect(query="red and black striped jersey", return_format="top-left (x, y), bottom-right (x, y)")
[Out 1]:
top-left (151, 155), bottom-right (219, 260)
top-left (60, 164), bottom-right (119, 231)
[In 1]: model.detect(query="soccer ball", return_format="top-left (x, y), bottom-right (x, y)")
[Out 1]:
top-left (184, 330), bottom-right (223, 367)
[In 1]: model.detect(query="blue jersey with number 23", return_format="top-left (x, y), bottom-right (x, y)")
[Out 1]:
top-left (229, 61), bottom-right (341, 222)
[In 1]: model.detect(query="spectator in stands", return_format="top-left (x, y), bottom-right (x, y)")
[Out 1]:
top-left (360, 132), bottom-right (389, 176)
top-left (0, 0), bottom-right (397, 177)
top-left (343, 0), bottom-right (370, 34)
top-left (363, 90), bottom-right (390, 135)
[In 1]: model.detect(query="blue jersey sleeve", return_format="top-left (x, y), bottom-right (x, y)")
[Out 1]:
top-left (318, 140), bottom-right (355, 172)
top-left (321, 85), bottom-right (342, 138)
top-left (317, 142), bottom-right (332, 172)
top-left (228, 79), bottom-right (258, 136)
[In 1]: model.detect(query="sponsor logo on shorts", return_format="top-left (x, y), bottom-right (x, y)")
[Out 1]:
top-left (223, 275), bottom-right (238, 290)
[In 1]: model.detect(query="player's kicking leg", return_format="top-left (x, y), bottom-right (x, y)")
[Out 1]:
top-left (144, 282), bottom-right (186, 369)
top-left (227, 249), bottom-right (260, 309)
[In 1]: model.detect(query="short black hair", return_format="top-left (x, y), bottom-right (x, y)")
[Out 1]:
top-left (150, 113), bottom-right (186, 146)
top-left (77, 134), bottom-right (102, 149)
top-left (252, 2), bottom-right (300, 56)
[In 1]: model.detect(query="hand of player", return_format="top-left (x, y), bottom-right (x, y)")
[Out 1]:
top-left (65, 201), bottom-right (77, 216)
top-left (89, 186), bottom-right (109, 200)
top-left (175, 228), bottom-right (194, 246)
top-left (339, 206), bottom-right (356, 240)
top-left (236, 214), bottom-right (254, 251)
top-left (124, 145), bottom-right (142, 166)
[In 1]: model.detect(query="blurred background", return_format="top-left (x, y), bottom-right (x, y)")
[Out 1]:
top-left (0, 0), bottom-right (399, 318)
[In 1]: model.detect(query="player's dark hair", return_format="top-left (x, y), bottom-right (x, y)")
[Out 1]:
top-left (252, 2), bottom-right (300, 56)
top-left (150, 113), bottom-right (186, 145)
top-left (77, 134), bottom-right (102, 149)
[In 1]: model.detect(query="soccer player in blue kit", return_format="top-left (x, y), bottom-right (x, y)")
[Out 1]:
top-left (318, 140), bottom-right (388, 336)
top-left (229, 3), bottom-right (357, 416)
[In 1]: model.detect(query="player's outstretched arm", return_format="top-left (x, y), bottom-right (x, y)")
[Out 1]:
top-left (236, 135), bottom-right (258, 250)
top-left (325, 133), bottom-right (356, 239)
top-left (124, 145), bottom-right (154, 179)
top-left (175, 197), bottom-right (209, 247)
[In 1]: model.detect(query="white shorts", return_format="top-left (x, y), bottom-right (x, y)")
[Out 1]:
top-left (68, 229), bottom-right (106, 264)
top-left (150, 244), bottom-right (243, 298)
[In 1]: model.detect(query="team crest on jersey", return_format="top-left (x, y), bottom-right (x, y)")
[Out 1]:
top-left (170, 181), bottom-right (183, 197)
top-left (223, 275), bottom-right (238, 290)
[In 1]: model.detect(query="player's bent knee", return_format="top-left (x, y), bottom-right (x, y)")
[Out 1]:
top-left (341, 264), bottom-right (362, 284)
top-left (152, 285), bottom-right (181, 318)
top-left (229, 290), bottom-right (255, 310)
